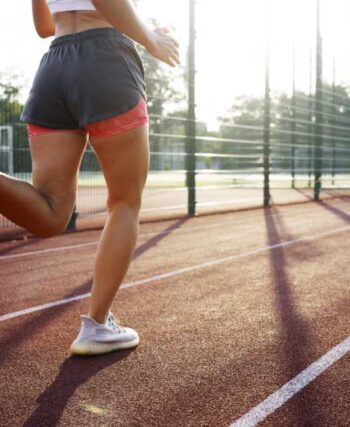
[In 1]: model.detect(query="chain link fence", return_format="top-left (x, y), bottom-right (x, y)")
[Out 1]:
top-left (1, 0), bottom-right (349, 238)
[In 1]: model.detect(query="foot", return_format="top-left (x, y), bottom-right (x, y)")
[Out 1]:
top-left (70, 312), bottom-right (139, 356)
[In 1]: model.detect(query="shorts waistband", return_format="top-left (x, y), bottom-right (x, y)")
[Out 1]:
top-left (50, 27), bottom-right (135, 49)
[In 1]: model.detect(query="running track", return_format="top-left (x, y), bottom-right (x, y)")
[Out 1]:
top-left (0, 198), bottom-right (349, 426)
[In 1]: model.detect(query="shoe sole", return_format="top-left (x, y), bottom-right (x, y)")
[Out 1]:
top-left (70, 336), bottom-right (139, 356)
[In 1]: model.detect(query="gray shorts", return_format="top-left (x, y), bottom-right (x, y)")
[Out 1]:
top-left (20, 27), bottom-right (147, 130)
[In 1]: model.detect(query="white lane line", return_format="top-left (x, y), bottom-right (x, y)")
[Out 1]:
top-left (0, 226), bottom-right (207, 261)
top-left (0, 294), bottom-right (91, 322)
top-left (142, 198), bottom-right (261, 211)
top-left (230, 336), bottom-right (350, 427)
top-left (196, 197), bottom-right (259, 207)
top-left (0, 224), bottom-right (349, 323)
top-left (0, 205), bottom-right (345, 262)
top-left (142, 204), bottom-right (187, 211)
top-left (0, 210), bottom-right (299, 262)
top-left (0, 241), bottom-right (98, 261)
top-left (0, 222), bottom-right (230, 261)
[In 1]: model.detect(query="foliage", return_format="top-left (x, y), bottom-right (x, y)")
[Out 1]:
top-left (0, 72), bottom-right (24, 125)
top-left (213, 82), bottom-right (350, 172)
top-left (137, 17), bottom-right (187, 170)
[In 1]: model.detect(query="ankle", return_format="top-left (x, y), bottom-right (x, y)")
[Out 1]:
top-left (87, 311), bottom-right (109, 324)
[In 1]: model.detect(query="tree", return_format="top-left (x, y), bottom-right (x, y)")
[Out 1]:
top-left (136, 16), bottom-right (187, 170)
top-left (216, 84), bottom-right (350, 175)
top-left (0, 71), bottom-right (30, 173)
top-left (0, 72), bottom-right (24, 125)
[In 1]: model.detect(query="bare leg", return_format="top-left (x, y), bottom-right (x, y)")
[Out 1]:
top-left (0, 131), bottom-right (87, 237)
top-left (88, 124), bottom-right (149, 323)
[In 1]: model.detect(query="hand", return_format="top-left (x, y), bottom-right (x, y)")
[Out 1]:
top-left (146, 27), bottom-right (180, 67)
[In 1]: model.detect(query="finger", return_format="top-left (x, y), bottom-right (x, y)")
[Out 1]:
top-left (166, 54), bottom-right (178, 67)
top-left (171, 37), bottom-right (180, 48)
top-left (170, 48), bottom-right (180, 64)
top-left (165, 40), bottom-right (179, 55)
top-left (164, 57), bottom-right (176, 67)
top-left (158, 26), bottom-right (171, 34)
top-left (169, 47), bottom-right (179, 60)
top-left (172, 54), bottom-right (180, 65)
top-left (171, 47), bottom-right (180, 58)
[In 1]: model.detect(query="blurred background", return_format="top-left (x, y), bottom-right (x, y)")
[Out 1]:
top-left (1, 0), bottom-right (350, 238)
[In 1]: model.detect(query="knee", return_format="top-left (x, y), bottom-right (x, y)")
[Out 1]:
top-left (107, 194), bottom-right (142, 215)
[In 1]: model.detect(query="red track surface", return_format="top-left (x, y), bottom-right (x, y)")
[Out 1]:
top-left (0, 197), bottom-right (349, 426)
top-left (2, 187), bottom-right (350, 240)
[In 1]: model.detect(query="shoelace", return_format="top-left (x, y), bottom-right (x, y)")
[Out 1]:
top-left (107, 312), bottom-right (126, 333)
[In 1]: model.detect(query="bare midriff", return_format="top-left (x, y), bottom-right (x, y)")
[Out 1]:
top-left (52, 10), bottom-right (114, 38)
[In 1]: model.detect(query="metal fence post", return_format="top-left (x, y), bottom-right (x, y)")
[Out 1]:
top-left (186, 0), bottom-right (196, 215)
top-left (308, 48), bottom-right (313, 188)
top-left (331, 58), bottom-right (336, 186)
top-left (263, 9), bottom-right (271, 207)
top-left (314, 0), bottom-right (323, 200)
top-left (291, 42), bottom-right (296, 189)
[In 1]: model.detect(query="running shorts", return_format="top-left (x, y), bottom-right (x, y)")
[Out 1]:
top-left (20, 27), bottom-right (148, 136)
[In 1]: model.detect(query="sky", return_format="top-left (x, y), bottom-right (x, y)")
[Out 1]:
top-left (1, 0), bottom-right (350, 129)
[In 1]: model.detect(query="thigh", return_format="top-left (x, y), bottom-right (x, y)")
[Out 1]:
top-left (29, 130), bottom-right (88, 217)
top-left (89, 124), bottom-right (149, 209)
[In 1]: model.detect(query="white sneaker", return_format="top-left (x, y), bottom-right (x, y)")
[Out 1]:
top-left (70, 312), bottom-right (139, 356)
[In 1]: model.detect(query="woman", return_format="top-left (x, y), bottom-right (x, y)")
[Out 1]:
top-left (0, 0), bottom-right (179, 355)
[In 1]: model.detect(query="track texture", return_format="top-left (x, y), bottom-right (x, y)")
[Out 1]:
top-left (2, 188), bottom-right (350, 240)
top-left (0, 198), bottom-right (349, 426)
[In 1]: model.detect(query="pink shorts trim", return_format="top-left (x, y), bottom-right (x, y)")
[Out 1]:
top-left (27, 126), bottom-right (84, 138)
top-left (85, 96), bottom-right (148, 138)
top-left (27, 96), bottom-right (148, 139)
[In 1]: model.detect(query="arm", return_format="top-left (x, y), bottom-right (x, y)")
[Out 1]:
top-left (92, 0), bottom-right (153, 50)
top-left (91, 0), bottom-right (180, 67)
top-left (32, 0), bottom-right (55, 38)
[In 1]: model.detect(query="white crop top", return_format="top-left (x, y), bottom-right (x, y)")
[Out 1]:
top-left (46, 0), bottom-right (96, 14)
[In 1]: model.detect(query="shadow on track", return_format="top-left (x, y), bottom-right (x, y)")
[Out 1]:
top-left (294, 188), bottom-right (314, 201)
top-left (323, 190), bottom-right (350, 201)
top-left (0, 278), bottom-right (93, 367)
top-left (22, 350), bottom-right (135, 427)
top-left (133, 217), bottom-right (189, 257)
top-left (0, 227), bottom-right (29, 243)
top-left (263, 203), bottom-right (326, 425)
top-left (317, 198), bottom-right (350, 221)
top-left (0, 217), bottom-right (190, 368)
top-left (0, 237), bottom-right (40, 256)
top-left (0, 218), bottom-right (189, 424)
top-left (295, 188), bottom-right (350, 204)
